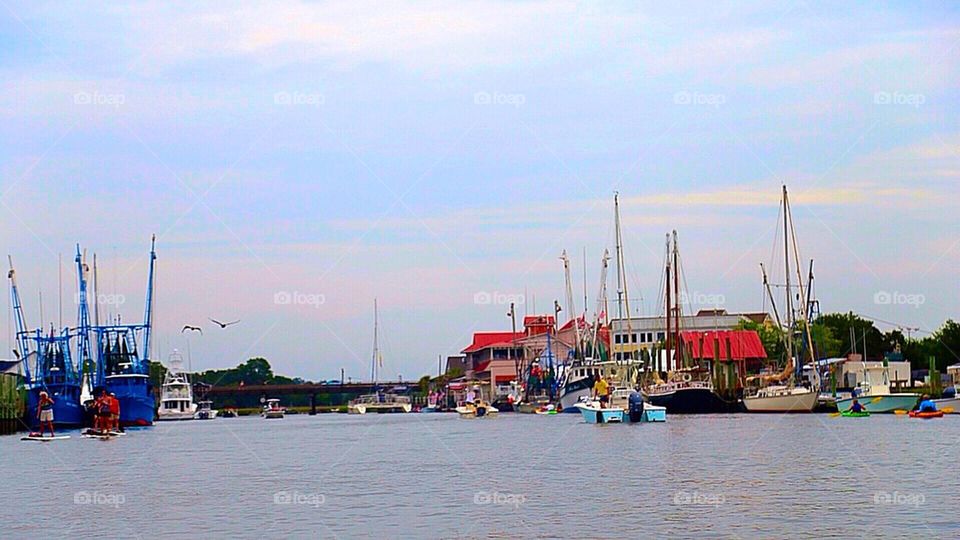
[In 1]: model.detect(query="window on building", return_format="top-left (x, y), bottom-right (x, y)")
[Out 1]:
top-left (631, 333), bottom-right (638, 343)
top-left (647, 332), bottom-right (654, 342)
top-left (657, 332), bottom-right (665, 342)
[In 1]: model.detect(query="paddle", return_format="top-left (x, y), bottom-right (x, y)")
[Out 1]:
top-left (894, 410), bottom-right (909, 415)
top-left (943, 407), bottom-right (954, 414)
top-left (829, 411), bottom-right (842, 418)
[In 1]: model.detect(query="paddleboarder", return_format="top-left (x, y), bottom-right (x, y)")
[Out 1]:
top-left (36, 391), bottom-right (56, 438)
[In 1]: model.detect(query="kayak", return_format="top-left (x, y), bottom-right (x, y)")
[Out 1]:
top-left (908, 410), bottom-right (944, 419)
top-left (841, 410), bottom-right (871, 417)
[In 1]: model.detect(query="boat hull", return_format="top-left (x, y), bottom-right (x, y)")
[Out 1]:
top-left (105, 376), bottom-right (155, 426)
top-left (835, 394), bottom-right (918, 414)
top-left (575, 404), bottom-right (624, 424)
top-left (644, 387), bottom-right (737, 414)
top-left (743, 388), bottom-right (818, 413)
top-left (933, 397), bottom-right (960, 412)
top-left (26, 386), bottom-right (85, 428)
top-left (157, 411), bottom-right (196, 421)
top-left (558, 379), bottom-right (594, 411)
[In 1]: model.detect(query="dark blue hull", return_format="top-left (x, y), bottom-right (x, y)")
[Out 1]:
top-left (105, 375), bottom-right (155, 426)
top-left (26, 386), bottom-right (85, 428)
top-left (645, 387), bottom-right (739, 414)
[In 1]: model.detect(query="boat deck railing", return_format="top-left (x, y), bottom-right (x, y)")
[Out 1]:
top-left (351, 393), bottom-right (411, 405)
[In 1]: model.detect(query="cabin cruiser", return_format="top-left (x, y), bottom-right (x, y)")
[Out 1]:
top-left (348, 391), bottom-right (413, 414)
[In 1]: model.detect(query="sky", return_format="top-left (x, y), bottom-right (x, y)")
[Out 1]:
top-left (1, 1), bottom-right (958, 381)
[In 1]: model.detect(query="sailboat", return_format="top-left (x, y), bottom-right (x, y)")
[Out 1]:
top-left (348, 299), bottom-right (412, 414)
top-left (743, 186), bottom-right (818, 413)
top-left (642, 232), bottom-right (736, 413)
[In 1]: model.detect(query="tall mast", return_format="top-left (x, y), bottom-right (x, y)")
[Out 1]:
top-left (672, 231), bottom-right (682, 369)
top-left (142, 235), bottom-right (157, 363)
top-left (664, 234), bottom-right (672, 372)
top-left (8, 256), bottom-right (30, 376)
top-left (560, 250), bottom-right (581, 360)
top-left (614, 193), bottom-right (634, 362)
top-left (75, 245), bottom-right (93, 381)
top-left (93, 254), bottom-right (100, 327)
top-left (371, 298), bottom-right (380, 384)
top-left (782, 186), bottom-right (794, 371)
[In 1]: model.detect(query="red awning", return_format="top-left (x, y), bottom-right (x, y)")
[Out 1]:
top-left (462, 331), bottom-right (525, 353)
top-left (495, 375), bottom-right (515, 383)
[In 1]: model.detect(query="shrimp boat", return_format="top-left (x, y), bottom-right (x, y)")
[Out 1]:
top-left (348, 299), bottom-right (412, 415)
top-left (743, 187), bottom-right (818, 413)
top-left (157, 351), bottom-right (196, 421)
top-left (195, 401), bottom-right (218, 420)
top-left (262, 398), bottom-right (285, 419)
top-left (8, 256), bottom-right (85, 428)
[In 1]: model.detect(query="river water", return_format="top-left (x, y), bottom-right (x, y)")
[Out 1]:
top-left (2, 412), bottom-right (957, 539)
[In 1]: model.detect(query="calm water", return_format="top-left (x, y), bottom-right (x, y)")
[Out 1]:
top-left (2, 413), bottom-right (958, 539)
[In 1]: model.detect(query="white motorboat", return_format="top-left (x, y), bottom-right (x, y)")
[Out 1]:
top-left (195, 400), bottom-right (218, 420)
top-left (261, 398), bottom-right (285, 419)
top-left (157, 351), bottom-right (197, 421)
top-left (456, 400), bottom-right (499, 418)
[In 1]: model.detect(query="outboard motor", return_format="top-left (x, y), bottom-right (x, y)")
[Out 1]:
top-left (628, 392), bottom-right (645, 423)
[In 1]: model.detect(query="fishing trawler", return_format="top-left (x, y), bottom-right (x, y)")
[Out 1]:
top-left (8, 257), bottom-right (85, 428)
top-left (348, 299), bottom-right (412, 415)
top-left (744, 186), bottom-right (818, 413)
top-left (157, 351), bottom-right (196, 421)
top-left (87, 237), bottom-right (159, 426)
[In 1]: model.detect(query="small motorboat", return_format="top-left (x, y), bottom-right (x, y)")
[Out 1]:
top-left (841, 410), bottom-right (871, 418)
top-left (456, 401), bottom-right (499, 419)
top-left (908, 410), bottom-right (944, 419)
top-left (575, 400), bottom-right (624, 424)
top-left (627, 393), bottom-right (666, 423)
top-left (261, 399), bottom-right (285, 419)
top-left (195, 400), bottom-right (219, 420)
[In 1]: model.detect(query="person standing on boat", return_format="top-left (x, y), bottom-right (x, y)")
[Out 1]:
top-left (36, 391), bottom-right (56, 437)
top-left (593, 374), bottom-right (609, 408)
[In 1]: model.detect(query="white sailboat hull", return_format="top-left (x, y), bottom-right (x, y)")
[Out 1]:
top-left (743, 387), bottom-right (818, 413)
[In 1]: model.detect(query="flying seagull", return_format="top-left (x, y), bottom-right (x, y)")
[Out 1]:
top-left (181, 325), bottom-right (203, 335)
top-left (209, 318), bottom-right (240, 329)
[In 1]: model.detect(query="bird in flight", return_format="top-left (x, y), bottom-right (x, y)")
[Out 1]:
top-left (181, 325), bottom-right (203, 335)
top-left (209, 318), bottom-right (241, 329)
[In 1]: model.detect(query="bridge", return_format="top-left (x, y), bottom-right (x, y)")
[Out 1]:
top-left (200, 382), bottom-right (415, 414)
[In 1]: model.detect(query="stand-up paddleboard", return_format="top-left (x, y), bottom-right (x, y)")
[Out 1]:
top-left (83, 429), bottom-right (126, 437)
top-left (21, 435), bottom-right (71, 441)
top-left (82, 433), bottom-right (115, 440)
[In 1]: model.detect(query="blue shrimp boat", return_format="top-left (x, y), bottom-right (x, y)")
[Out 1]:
top-left (86, 237), bottom-right (158, 426)
top-left (8, 257), bottom-right (85, 428)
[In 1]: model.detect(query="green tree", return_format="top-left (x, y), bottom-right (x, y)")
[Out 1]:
top-left (815, 312), bottom-right (886, 359)
top-left (736, 320), bottom-right (785, 362)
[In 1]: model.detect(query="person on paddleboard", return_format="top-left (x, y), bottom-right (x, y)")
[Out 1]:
top-left (96, 390), bottom-right (112, 434)
top-left (36, 391), bottom-right (56, 437)
top-left (108, 392), bottom-right (121, 432)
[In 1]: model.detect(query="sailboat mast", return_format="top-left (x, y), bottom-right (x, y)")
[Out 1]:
top-left (672, 231), bottom-right (682, 369)
top-left (782, 186), bottom-right (794, 370)
top-left (371, 298), bottom-right (379, 384)
top-left (614, 194), bottom-right (634, 362)
top-left (664, 234), bottom-right (671, 372)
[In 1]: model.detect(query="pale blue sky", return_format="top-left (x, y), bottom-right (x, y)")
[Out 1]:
top-left (2, 1), bottom-right (958, 380)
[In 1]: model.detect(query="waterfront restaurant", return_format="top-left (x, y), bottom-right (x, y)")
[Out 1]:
top-left (459, 315), bottom-right (560, 398)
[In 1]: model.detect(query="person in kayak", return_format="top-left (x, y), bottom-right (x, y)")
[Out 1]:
top-left (848, 398), bottom-right (865, 413)
top-left (36, 391), bottom-right (56, 437)
top-left (917, 394), bottom-right (938, 413)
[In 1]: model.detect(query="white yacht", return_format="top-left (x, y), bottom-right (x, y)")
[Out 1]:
top-left (157, 351), bottom-right (196, 421)
top-left (348, 299), bottom-right (412, 415)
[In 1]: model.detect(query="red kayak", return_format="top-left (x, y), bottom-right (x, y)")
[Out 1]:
top-left (908, 410), bottom-right (944, 419)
